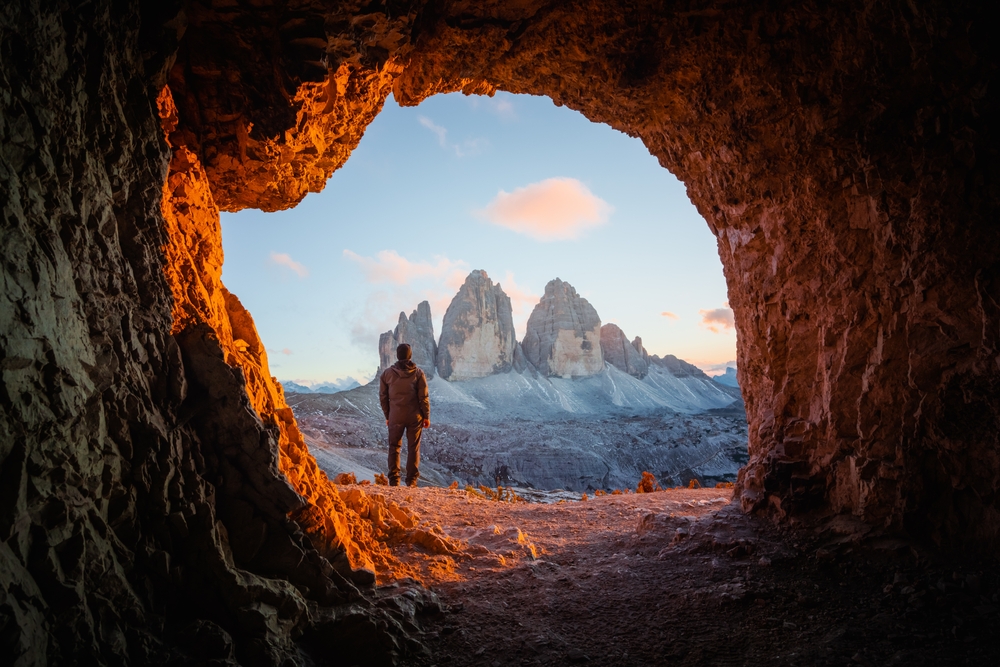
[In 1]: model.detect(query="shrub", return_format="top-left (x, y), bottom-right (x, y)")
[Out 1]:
top-left (594, 489), bottom-right (606, 497)
top-left (687, 478), bottom-right (702, 489)
top-left (581, 493), bottom-right (588, 501)
top-left (374, 473), bottom-right (388, 486)
top-left (636, 471), bottom-right (662, 494)
top-left (333, 472), bottom-right (357, 485)
top-left (449, 481), bottom-right (460, 490)
top-left (715, 481), bottom-right (735, 489)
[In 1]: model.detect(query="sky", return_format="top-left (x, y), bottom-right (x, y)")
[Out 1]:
top-left (220, 92), bottom-right (737, 386)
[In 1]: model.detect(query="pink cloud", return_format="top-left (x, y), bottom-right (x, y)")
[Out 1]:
top-left (343, 249), bottom-right (469, 287)
top-left (269, 252), bottom-right (308, 278)
top-left (699, 306), bottom-right (735, 333)
top-left (661, 311), bottom-right (679, 320)
top-left (281, 348), bottom-right (292, 355)
top-left (476, 177), bottom-right (613, 241)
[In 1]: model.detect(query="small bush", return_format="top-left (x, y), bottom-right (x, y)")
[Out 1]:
top-left (358, 479), bottom-right (371, 486)
top-left (715, 481), bottom-right (735, 489)
top-left (594, 489), bottom-right (606, 497)
top-left (611, 489), bottom-right (623, 496)
top-left (374, 473), bottom-right (388, 486)
top-left (333, 472), bottom-right (357, 485)
top-left (636, 471), bottom-right (663, 494)
top-left (688, 478), bottom-right (702, 489)
top-left (449, 481), bottom-right (460, 490)
top-left (581, 493), bottom-right (588, 501)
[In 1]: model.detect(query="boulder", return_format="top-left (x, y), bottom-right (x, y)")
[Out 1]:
top-left (600, 324), bottom-right (649, 378)
top-left (522, 279), bottom-right (604, 378)
top-left (378, 301), bottom-right (437, 377)
top-left (436, 270), bottom-right (517, 380)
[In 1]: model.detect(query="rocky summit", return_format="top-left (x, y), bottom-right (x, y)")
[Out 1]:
top-left (379, 300), bottom-right (437, 377)
top-left (522, 279), bottom-right (604, 378)
top-left (436, 270), bottom-right (517, 380)
top-left (600, 323), bottom-right (650, 378)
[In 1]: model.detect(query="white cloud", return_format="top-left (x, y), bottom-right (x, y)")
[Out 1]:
top-left (269, 252), bottom-right (309, 278)
top-left (699, 306), bottom-right (735, 333)
top-left (418, 116), bottom-right (487, 157)
top-left (467, 93), bottom-right (517, 121)
top-left (343, 249), bottom-right (469, 287)
top-left (476, 177), bottom-right (613, 241)
top-left (342, 250), bottom-right (474, 356)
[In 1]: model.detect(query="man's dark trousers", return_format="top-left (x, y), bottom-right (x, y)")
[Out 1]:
top-left (387, 420), bottom-right (422, 486)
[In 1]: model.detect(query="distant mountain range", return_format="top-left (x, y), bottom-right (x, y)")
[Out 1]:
top-left (284, 270), bottom-right (747, 491)
top-left (711, 367), bottom-right (739, 388)
top-left (280, 378), bottom-right (361, 395)
top-left (375, 270), bottom-right (741, 391)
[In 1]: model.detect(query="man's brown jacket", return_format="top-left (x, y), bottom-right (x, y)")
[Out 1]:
top-left (379, 360), bottom-right (430, 425)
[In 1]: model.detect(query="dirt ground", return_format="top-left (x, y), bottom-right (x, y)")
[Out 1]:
top-left (362, 486), bottom-right (999, 667)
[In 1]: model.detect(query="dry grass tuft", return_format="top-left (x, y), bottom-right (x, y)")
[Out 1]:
top-left (636, 471), bottom-right (663, 494)
top-left (374, 473), bottom-right (388, 486)
top-left (465, 484), bottom-right (525, 503)
top-left (333, 472), bottom-right (357, 485)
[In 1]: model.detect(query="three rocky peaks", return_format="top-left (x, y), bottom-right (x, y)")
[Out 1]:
top-left (378, 270), bottom-right (706, 381)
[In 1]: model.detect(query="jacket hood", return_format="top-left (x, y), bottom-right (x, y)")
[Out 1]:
top-left (392, 359), bottom-right (418, 375)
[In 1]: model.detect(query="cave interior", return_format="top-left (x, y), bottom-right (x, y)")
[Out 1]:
top-left (0, 0), bottom-right (997, 664)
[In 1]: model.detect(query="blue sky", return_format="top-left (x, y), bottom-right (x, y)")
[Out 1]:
top-left (220, 92), bottom-right (736, 385)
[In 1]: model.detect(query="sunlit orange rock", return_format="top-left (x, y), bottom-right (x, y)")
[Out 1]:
top-left (168, 1), bottom-right (1000, 551)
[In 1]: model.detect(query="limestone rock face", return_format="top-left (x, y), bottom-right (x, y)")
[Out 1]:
top-left (523, 280), bottom-right (604, 378)
top-left (601, 324), bottom-right (650, 378)
top-left (437, 271), bottom-right (517, 380)
top-left (379, 301), bottom-right (437, 378)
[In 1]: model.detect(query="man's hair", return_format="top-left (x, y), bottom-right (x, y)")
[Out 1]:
top-left (396, 343), bottom-right (412, 361)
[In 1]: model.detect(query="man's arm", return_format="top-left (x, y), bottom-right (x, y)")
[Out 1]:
top-left (417, 370), bottom-right (430, 425)
top-left (378, 372), bottom-right (391, 422)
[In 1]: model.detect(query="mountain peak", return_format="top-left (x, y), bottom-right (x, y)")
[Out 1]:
top-left (436, 270), bottom-right (516, 380)
top-left (522, 278), bottom-right (603, 378)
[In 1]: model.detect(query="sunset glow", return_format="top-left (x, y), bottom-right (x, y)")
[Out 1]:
top-left (221, 92), bottom-right (736, 385)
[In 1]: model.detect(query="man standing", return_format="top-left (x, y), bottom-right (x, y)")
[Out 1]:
top-left (379, 343), bottom-right (430, 487)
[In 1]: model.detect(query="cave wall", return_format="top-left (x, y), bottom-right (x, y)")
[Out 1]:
top-left (0, 2), bottom-right (424, 665)
top-left (167, 0), bottom-right (999, 548)
top-left (1, 0), bottom-right (998, 664)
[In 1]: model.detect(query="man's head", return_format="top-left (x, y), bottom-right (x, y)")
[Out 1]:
top-left (396, 343), bottom-right (412, 361)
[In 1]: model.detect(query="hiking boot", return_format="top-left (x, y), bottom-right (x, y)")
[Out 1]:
top-left (406, 480), bottom-right (418, 488)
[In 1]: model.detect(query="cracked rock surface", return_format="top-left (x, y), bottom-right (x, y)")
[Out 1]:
top-left (2, 0), bottom-right (999, 664)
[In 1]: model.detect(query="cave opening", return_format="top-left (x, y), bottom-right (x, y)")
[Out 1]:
top-left (216, 89), bottom-right (745, 494)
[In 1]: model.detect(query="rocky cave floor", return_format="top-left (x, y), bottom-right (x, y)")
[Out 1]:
top-left (355, 487), bottom-right (998, 667)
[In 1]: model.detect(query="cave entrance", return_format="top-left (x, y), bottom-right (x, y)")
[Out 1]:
top-left (216, 91), bottom-right (744, 493)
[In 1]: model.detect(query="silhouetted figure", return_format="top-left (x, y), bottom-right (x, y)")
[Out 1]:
top-left (379, 343), bottom-right (430, 487)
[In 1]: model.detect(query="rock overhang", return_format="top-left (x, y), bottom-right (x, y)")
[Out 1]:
top-left (3, 0), bottom-right (1000, 664)
top-left (158, 0), bottom-right (1000, 551)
